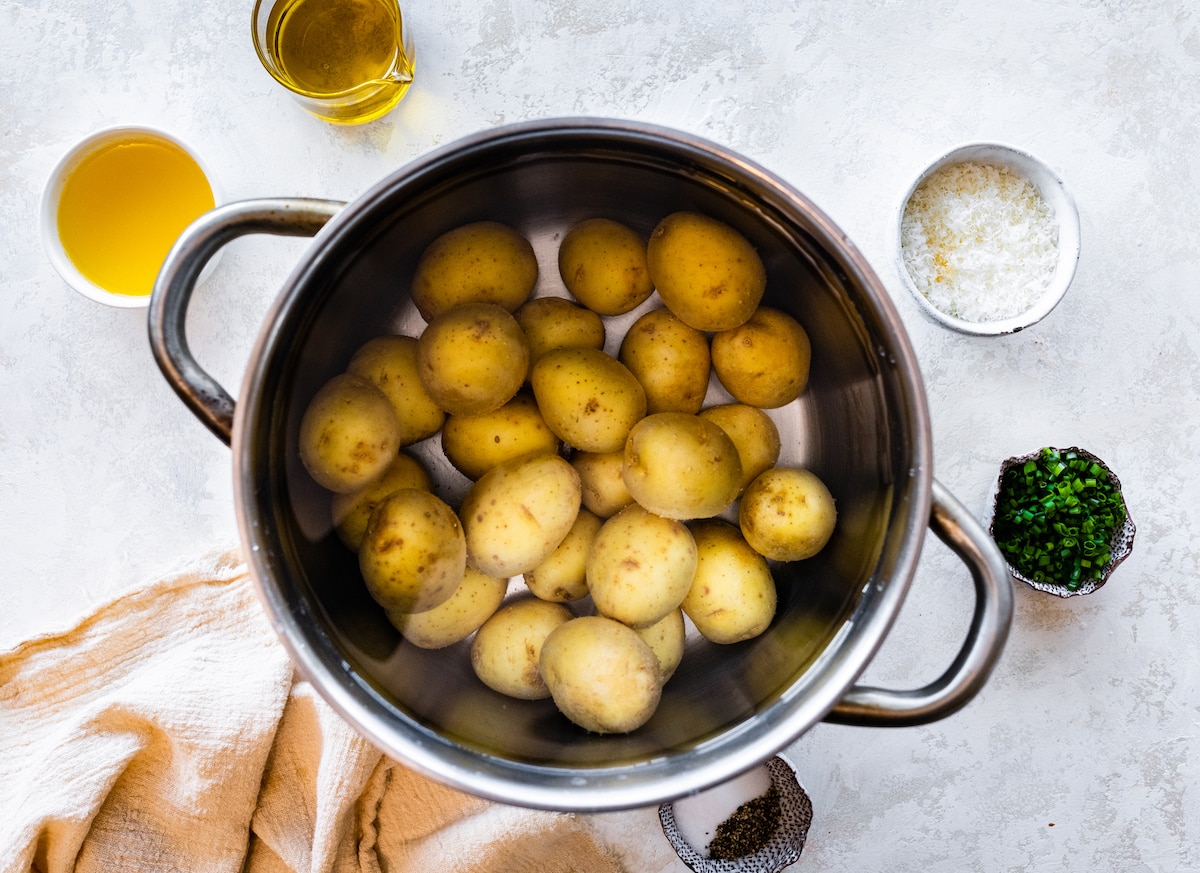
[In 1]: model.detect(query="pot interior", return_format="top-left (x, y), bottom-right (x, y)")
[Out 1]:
top-left (238, 122), bottom-right (929, 808)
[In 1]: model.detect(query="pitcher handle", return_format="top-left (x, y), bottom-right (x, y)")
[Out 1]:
top-left (826, 479), bottom-right (1014, 727)
top-left (148, 198), bottom-right (345, 446)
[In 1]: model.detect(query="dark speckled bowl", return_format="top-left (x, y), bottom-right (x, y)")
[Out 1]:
top-left (658, 757), bottom-right (812, 873)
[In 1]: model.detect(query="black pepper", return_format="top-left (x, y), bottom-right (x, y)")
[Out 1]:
top-left (707, 784), bottom-right (781, 860)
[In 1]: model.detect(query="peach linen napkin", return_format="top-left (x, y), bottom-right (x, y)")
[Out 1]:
top-left (0, 550), bottom-right (629, 873)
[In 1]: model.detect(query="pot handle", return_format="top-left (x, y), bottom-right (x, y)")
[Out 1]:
top-left (825, 479), bottom-right (1014, 727)
top-left (148, 198), bottom-right (345, 446)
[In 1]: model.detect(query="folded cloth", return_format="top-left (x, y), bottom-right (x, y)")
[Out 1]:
top-left (0, 550), bottom-right (627, 873)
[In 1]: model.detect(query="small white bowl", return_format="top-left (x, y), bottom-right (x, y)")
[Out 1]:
top-left (40, 125), bottom-right (221, 309)
top-left (895, 142), bottom-right (1080, 336)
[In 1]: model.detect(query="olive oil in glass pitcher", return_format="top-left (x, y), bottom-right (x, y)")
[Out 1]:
top-left (253, 0), bottom-right (415, 124)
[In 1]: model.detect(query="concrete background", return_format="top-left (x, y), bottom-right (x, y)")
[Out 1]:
top-left (3, 1), bottom-right (1198, 869)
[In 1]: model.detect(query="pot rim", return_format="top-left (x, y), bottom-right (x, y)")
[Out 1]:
top-left (231, 117), bottom-right (934, 811)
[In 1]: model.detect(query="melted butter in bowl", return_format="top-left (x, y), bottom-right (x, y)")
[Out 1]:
top-left (41, 126), bottom-right (220, 308)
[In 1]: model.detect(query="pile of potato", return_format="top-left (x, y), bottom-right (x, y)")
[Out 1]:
top-left (297, 213), bottom-right (837, 734)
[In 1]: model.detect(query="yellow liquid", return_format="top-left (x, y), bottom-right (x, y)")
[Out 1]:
top-left (57, 137), bottom-right (215, 298)
top-left (264, 0), bottom-right (412, 122)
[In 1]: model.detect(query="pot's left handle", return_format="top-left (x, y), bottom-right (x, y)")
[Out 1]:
top-left (148, 198), bottom-right (345, 446)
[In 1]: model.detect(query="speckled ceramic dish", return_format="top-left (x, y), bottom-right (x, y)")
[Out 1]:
top-left (989, 446), bottom-right (1135, 597)
top-left (895, 142), bottom-right (1080, 336)
top-left (659, 756), bottom-right (812, 873)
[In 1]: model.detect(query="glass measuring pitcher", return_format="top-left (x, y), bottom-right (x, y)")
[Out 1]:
top-left (252, 0), bottom-right (415, 125)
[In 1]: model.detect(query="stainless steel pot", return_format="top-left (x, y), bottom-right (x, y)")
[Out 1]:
top-left (149, 118), bottom-right (1012, 812)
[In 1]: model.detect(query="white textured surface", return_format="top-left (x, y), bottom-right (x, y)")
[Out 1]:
top-left (2, 1), bottom-right (1199, 870)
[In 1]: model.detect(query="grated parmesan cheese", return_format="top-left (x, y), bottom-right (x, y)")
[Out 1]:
top-left (900, 161), bottom-right (1059, 323)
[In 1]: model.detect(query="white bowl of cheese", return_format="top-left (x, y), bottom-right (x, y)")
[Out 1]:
top-left (895, 142), bottom-right (1080, 336)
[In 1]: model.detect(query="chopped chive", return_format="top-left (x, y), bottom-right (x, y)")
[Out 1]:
top-left (993, 448), bottom-right (1126, 590)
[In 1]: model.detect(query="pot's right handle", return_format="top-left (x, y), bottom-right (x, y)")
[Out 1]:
top-left (148, 198), bottom-right (345, 446)
top-left (825, 479), bottom-right (1014, 727)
